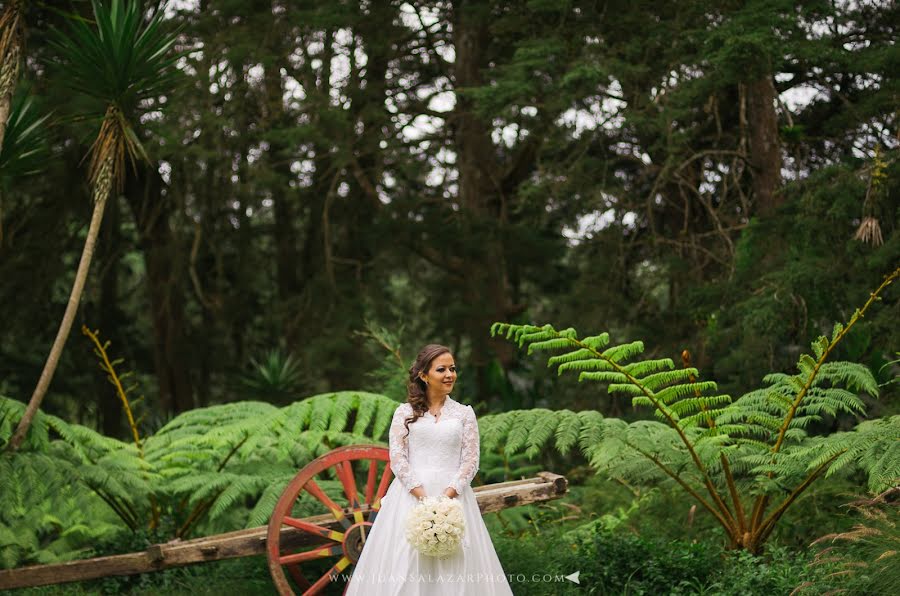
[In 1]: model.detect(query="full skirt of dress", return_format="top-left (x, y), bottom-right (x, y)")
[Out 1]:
top-left (344, 466), bottom-right (513, 595)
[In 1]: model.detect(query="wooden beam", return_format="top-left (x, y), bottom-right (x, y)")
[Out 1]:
top-left (0, 473), bottom-right (567, 590)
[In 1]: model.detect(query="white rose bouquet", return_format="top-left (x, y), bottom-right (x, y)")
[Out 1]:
top-left (404, 495), bottom-right (465, 558)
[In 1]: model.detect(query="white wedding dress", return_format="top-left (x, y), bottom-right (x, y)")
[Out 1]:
top-left (345, 396), bottom-right (513, 595)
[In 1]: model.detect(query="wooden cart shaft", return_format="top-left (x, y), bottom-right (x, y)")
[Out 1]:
top-left (0, 472), bottom-right (567, 590)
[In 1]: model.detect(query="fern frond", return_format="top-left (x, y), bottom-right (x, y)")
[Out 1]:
top-left (579, 371), bottom-right (628, 383)
top-left (246, 475), bottom-right (294, 528)
top-left (576, 410), bottom-right (607, 453)
top-left (634, 368), bottom-right (695, 391)
top-left (557, 359), bottom-right (616, 374)
top-left (503, 416), bottom-right (533, 455)
top-left (654, 382), bottom-right (718, 405)
top-left (528, 338), bottom-right (576, 354)
top-left (607, 383), bottom-right (644, 397)
top-left (669, 394), bottom-right (732, 419)
top-left (815, 361), bottom-right (879, 395)
top-left (208, 475), bottom-right (271, 520)
top-left (622, 359), bottom-right (676, 377)
top-left (601, 341), bottom-right (645, 363)
top-left (547, 348), bottom-right (594, 366)
top-left (328, 391), bottom-right (356, 432)
top-left (553, 410), bottom-right (582, 454)
top-left (524, 410), bottom-right (558, 458)
top-left (352, 394), bottom-right (377, 435)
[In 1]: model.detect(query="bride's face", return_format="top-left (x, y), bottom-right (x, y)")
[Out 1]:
top-left (421, 352), bottom-right (457, 394)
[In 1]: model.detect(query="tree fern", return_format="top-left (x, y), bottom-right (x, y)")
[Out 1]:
top-left (1, 390), bottom-right (401, 546)
top-left (142, 391), bottom-right (398, 537)
top-left (0, 453), bottom-right (122, 569)
top-left (489, 267), bottom-right (898, 552)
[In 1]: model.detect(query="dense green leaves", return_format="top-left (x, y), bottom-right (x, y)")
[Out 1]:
top-left (0, 92), bottom-right (50, 185)
top-left (0, 390), bottom-right (399, 567)
top-left (47, 0), bottom-right (181, 114)
top-left (1, 0), bottom-right (896, 433)
top-left (488, 275), bottom-right (898, 551)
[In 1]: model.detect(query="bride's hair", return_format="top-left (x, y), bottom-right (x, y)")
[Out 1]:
top-left (404, 343), bottom-right (452, 436)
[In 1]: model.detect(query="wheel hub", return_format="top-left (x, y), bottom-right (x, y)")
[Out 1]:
top-left (343, 521), bottom-right (374, 562)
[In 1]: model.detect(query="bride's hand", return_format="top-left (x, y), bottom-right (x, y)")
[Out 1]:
top-left (443, 487), bottom-right (458, 499)
top-left (410, 486), bottom-right (427, 500)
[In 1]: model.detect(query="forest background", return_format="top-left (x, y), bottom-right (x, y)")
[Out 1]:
top-left (0, 0), bottom-right (897, 593)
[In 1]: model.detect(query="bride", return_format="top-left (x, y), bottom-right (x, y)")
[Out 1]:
top-left (345, 344), bottom-right (514, 595)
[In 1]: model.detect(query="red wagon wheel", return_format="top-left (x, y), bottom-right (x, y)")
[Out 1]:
top-left (267, 445), bottom-right (394, 595)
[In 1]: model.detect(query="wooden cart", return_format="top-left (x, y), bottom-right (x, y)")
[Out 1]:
top-left (1, 445), bottom-right (568, 594)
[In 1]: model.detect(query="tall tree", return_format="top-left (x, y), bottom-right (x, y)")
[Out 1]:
top-left (124, 164), bottom-right (195, 414)
top-left (0, 0), bottom-right (24, 151)
top-left (8, 0), bottom-right (180, 451)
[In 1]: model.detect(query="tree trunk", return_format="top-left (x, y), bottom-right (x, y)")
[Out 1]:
top-left (95, 194), bottom-right (125, 436)
top-left (260, 27), bottom-right (301, 307)
top-left (452, 0), bottom-right (518, 401)
top-left (125, 166), bottom-right (194, 415)
top-left (746, 75), bottom-right (782, 216)
top-left (7, 182), bottom-right (110, 452)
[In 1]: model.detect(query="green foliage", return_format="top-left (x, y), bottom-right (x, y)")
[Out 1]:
top-left (571, 528), bottom-right (723, 595)
top-left (490, 510), bottom-right (832, 596)
top-left (488, 273), bottom-right (899, 551)
top-left (478, 449), bottom-right (542, 486)
top-left (0, 452), bottom-right (123, 569)
top-left (0, 91), bottom-right (51, 188)
top-left (47, 0), bottom-right (182, 117)
top-left (497, 323), bottom-right (733, 430)
top-left (236, 348), bottom-right (305, 402)
top-left (805, 489), bottom-right (900, 595)
top-left (0, 390), bottom-right (398, 567)
top-left (353, 320), bottom-right (410, 401)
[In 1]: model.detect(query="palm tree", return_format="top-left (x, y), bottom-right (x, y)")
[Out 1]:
top-left (7, 0), bottom-right (181, 452)
top-left (0, 90), bottom-right (51, 247)
top-left (0, 0), bottom-right (25, 151)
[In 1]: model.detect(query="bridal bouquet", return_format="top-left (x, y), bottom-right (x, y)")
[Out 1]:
top-left (404, 495), bottom-right (465, 558)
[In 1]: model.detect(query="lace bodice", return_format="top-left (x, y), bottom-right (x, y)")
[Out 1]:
top-left (388, 396), bottom-right (480, 495)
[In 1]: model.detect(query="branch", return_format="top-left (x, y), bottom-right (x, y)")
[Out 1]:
top-left (771, 268), bottom-right (898, 456)
top-left (625, 440), bottom-right (735, 535)
top-left (683, 350), bottom-right (747, 534)
top-left (188, 223), bottom-right (216, 310)
top-left (92, 487), bottom-right (138, 532)
top-left (755, 451), bottom-right (843, 543)
top-left (81, 326), bottom-right (143, 453)
top-left (751, 267), bottom-right (899, 531)
top-left (349, 153), bottom-right (382, 208)
top-left (564, 335), bottom-right (738, 529)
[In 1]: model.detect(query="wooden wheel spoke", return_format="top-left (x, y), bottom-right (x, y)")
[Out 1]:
top-left (282, 516), bottom-right (345, 543)
top-left (364, 460), bottom-right (378, 505)
top-left (372, 463), bottom-right (393, 511)
top-left (286, 565), bottom-right (311, 591)
top-left (304, 479), bottom-right (351, 529)
top-left (335, 461), bottom-right (361, 509)
top-left (348, 507), bottom-right (368, 525)
top-left (267, 446), bottom-right (392, 595)
top-left (279, 545), bottom-right (343, 566)
top-left (305, 556), bottom-right (352, 595)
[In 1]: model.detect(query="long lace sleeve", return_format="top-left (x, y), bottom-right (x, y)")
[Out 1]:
top-left (389, 405), bottom-right (422, 493)
top-left (448, 405), bottom-right (479, 494)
